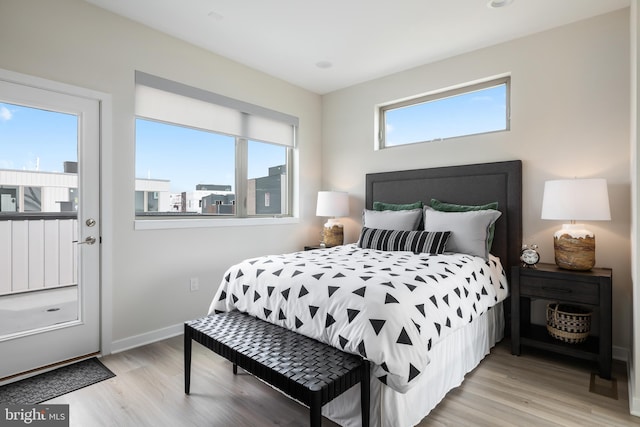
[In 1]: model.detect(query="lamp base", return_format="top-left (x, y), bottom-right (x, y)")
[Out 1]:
top-left (553, 224), bottom-right (595, 271)
top-left (322, 219), bottom-right (344, 247)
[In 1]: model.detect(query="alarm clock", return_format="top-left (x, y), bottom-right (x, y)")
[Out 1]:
top-left (520, 244), bottom-right (540, 268)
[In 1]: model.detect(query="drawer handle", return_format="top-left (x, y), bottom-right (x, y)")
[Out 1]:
top-left (542, 286), bottom-right (572, 293)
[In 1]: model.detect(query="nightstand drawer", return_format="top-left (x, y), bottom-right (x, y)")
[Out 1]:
top-left (519, 276), bottom-right (599, 305)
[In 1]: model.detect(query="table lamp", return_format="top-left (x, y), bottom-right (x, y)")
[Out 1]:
top-left (316, 191), bottom-right (349, 247)
top-left (541, 178), bottom-right (611, 270)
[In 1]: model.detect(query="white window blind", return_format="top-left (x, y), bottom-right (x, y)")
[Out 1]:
top-left (135, 71), bottom-right (297, 147)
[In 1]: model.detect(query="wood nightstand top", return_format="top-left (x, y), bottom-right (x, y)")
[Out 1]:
top-left (517, 263), bottom-right (612, 279)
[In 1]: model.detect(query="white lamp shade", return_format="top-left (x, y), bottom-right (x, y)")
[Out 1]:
top-left (316, 191), bottom-right (349, 218)
top-left (541, 178), bottom-right (611, 221)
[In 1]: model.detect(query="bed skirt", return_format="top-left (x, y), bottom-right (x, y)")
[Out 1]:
top-left (322, 302), bottom-right (505, 427)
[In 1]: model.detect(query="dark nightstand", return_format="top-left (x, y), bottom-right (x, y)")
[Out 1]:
top-left (511, 263), bottom-right (612, 379)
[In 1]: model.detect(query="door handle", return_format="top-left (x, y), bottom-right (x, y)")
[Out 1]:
top-left (73, 236), bottom-right (97, 245)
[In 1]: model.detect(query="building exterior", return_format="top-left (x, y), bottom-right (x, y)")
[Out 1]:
top-left (196, 184), bottom-right (231, 192)
top-left (0, 168), bottom-right (77, 213)
top-left (2, 161), bottom-right (286, 217)
top-left (201, 192), bottom-right (235, 215)
top-left (0, 163), bottom-right (172, 215)
top-left (135, 178), bottom-right (171, 213)
top-left (248, 165), bottom-right (287, 216)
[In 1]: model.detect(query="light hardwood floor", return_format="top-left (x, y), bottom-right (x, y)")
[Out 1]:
top-left (48, 336), bottom-right (640, 426)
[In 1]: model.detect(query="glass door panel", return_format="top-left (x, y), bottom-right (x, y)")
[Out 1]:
top-left (0, 76), bottom-right (100, 379)
top-left (0, 102), bottom-right (79, 337)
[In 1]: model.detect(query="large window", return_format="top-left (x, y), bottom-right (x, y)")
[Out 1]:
top-left (379, 76), bottom-right (510, 148)
top-left (134, 72), bottom-right (297, 220)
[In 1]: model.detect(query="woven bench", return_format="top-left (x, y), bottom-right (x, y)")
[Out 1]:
top-left (184, 311), bottom-right (370, 427)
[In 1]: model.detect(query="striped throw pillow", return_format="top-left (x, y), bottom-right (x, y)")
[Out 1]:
top-left (357, 227), bottom-right (450, 254)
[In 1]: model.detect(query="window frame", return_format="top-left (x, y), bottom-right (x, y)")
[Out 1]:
top-left (378, 76), bottom-right (511, 149)
top-left (133, 72), bottom-right (298, 229)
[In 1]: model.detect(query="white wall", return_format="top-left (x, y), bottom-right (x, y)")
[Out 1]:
top-left (322, 10), bottom-right (632, 353)
top-left (0, 0), bottom-right (634, 369)
top-left (0, 0), bottom-right (323, 344)
top-left (629, 0), bottom-right (639, 415)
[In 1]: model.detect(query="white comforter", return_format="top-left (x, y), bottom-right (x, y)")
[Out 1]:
top-left (208, 244), bottom-right (508, 393)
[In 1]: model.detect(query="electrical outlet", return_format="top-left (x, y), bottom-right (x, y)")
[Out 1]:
top-left (190, 277), bottom-right (199, 292)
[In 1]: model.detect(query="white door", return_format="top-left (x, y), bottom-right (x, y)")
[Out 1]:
top-left (0, 77), bottom-right (100, 379)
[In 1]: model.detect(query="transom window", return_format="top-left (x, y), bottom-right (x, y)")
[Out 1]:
top-left (379, 76), bottom-right (510, 148)
top-left (134, 72), bottom-right (297, 220)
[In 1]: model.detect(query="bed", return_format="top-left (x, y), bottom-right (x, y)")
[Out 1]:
top-left (208, 160), bottom-right (522, 427)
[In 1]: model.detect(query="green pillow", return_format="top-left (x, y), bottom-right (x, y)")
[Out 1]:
top-left (373, 201), bottom-right (423, 211)
top-left (430, 199), bottom-right (498, 212)
top-left (429, 199), bottom-right (499, 250)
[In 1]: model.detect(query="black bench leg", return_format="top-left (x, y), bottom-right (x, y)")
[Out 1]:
top-left (310, 391), bottom-right (322, 427)
top-left (184, 325), bottom-right (192, 394)
top-left (233, 363), bottom-right (238, 375)
top-left (361, 360), bottom-right (370, 427)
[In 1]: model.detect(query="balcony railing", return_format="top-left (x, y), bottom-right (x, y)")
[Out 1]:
top-left (0, 214), bottom-right (77, 296)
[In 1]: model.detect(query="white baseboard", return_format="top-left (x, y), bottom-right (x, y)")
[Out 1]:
top-left (614, 345), bottom-right (630, 363)
top-left (629, 361), bottom-right (640, 416)
top-left (109, 329), bottom-right (633, 369)
top-left (110, 323), bottom-right (183, 354)
top-left (111, 331), bottom-right (632, 357)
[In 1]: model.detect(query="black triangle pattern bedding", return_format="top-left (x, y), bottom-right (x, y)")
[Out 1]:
top-left (209, 244), bottom-right (508, 393)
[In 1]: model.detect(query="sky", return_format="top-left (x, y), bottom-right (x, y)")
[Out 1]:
top-left (0, 101), bottom-right (286, 194)
top-left (0, 102), bottom-right (77, 172)
top-left (135, 118), bottom-right (287, 192)
top-left (385, 84), bottom-right (507, 146)
top-left (1, 83), bottom-right (505, 194)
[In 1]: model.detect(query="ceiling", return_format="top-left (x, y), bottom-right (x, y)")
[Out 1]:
top-left (84, 0), bottom-right (630, 94)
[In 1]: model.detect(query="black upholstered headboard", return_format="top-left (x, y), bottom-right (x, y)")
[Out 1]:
top-left (365, 160), bottom-right (522, 269)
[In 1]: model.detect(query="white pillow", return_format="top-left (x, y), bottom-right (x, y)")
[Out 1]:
top-left (423, 206), bottom-right (501, 259)
top-left (362, 208), bottom-right (422, 231)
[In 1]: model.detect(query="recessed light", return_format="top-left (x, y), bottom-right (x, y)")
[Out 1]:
top-left (487, 0), bottom-right (514, 8)
top-left (315, 61), bottom-right (333, 69)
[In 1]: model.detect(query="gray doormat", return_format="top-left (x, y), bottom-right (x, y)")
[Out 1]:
top-left (0, 358), bottom-right (115, 404)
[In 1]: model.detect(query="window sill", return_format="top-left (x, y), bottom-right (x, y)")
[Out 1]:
top-left (134, 216), bottom-right (299, 231)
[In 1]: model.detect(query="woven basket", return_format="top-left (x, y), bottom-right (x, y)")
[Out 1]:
top-left (546, 303), bottom-right (592, 344)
